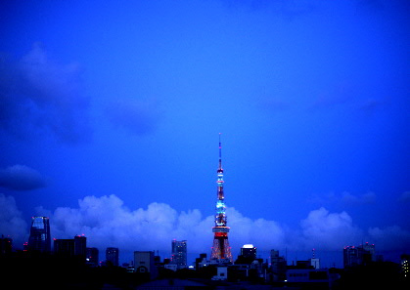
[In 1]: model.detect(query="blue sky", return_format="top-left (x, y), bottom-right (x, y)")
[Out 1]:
top-left (0, 0), bottom-right (409, 266)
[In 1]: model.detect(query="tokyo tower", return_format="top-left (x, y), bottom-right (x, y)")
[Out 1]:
top-left (211, 134), bottom-right (233, 263)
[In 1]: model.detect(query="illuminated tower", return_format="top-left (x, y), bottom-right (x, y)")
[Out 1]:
top-left (211, 134), bottom-right (233, 263)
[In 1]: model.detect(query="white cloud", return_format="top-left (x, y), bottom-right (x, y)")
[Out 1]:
top-left (227, 207), bottom-right (287, 252)
top-left (37, 196), bottom-right (368, 255)
top-left (0, 194), bottom-right (28, 241)
top-left (0, 194), bottom-right (405, 262)
top-left (300, 207), bottom-right (363, 250)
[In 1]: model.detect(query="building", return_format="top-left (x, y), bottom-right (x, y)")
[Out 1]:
top-left (0, 236), bottom-right (12, 256)
top-left (86, 247), bottom-right (99, 267)
top-left (134, 251), bottom-right (157, 279)
top-left (241, 244), bottom-right (257, 260)
top-left (343, 246), bottom-right (359, 267)
top-left (28, 216), bottom-right (51, 253)
top-left (54, 235), bottom-right (87, 260)
top-left (361, 242), bottom-right (375, 264)
top-left (235, 244), bottom-right (257, 265)
top-left (401, 254), bottom-right (409, 280)
top-left (311, 258), bottom-right (320, 269)
top-left (286, 268), bottom-right (331, 289)
top-left (310, 248), bottom-right (320, 269)
top-left (212, 266), bottom-right (228, 281)
top-left (74, 235), bottom-right (87, 258)
top-left (343, 242), bottom-right (375, 268)
top-left (106, 247), bottom-right (119, 267)
top-left (195, 253), bottom-right (208, 269)
top-left (54, 239), bottom-right (75, 257)
top-left (171, 239), bottom-right (187, 269)
top-left (270, 249), bottom-right (287, 282)
top-left (211, 134), bottom-right (233, 263)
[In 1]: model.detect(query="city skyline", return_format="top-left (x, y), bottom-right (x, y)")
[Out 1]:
top-left (0, 224), bottom-right (392, 272)
top-left (0, 0), bottom-right (409, 269)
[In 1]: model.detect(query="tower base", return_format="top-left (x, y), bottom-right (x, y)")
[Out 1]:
top-left (211, 237), bottom-right (233, 263)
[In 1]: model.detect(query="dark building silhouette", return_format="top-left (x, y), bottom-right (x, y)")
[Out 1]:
top-left (28, 216), bottom-right (51, 253)
top-left (54, 235), bottom-right (87, 259)
top-left (54, 239), bottom-right (74, 256)
top-left (86, 247), bottom-right (99, 267)
top-left (106, 247), bottom-right (119, 266)
top-left (0, 236), bottom-right (12, 256)
top-left (74, 235), bottom-right (87, 257)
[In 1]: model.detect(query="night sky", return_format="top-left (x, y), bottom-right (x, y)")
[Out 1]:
top-left (0, 0), bottom-right (409, 266)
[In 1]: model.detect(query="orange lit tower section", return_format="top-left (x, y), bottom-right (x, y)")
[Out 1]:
top-left (211, 134), bottom-right (233, 263)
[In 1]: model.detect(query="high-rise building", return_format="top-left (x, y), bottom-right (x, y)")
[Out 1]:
top-left (28, 216), bottom-right (51, 253)
top-left (343, 243), bottom-right (375, 268)
top-left (211, 134), bottom-right (233, 263)
top-left (361, 242), bottom-right (375, 264)
top-left (106, 247), bottom-right (119, 267)
top-left (171, 239), bottom-right (187, 269)
top-left (86, 247), bottom-right (99, 267)
top-left (54, 235), bottom-right (87, 260)
top-left (74, 235), bottom-right (87, 257)
top-left (241, 244), bottom-right (257, 260)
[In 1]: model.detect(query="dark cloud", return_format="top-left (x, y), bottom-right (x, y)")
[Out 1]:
top-left (341, 191), bottom-right (376, 205)
top-left (368, 225), bottom-right (410, 252)
top-left (106, 98), bottom-right (161, 136)
top-left (0, 165), bottom-right (46, 191)
top-left (309, 191), bottom-right (376, 206)
top-left (0, 43), bottom-right (91, 143)
top-left (259, 96), bottom-right (289, 114)
top-left (398, 191), bottom-right (410, 203)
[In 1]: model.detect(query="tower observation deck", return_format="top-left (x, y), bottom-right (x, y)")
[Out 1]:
top-left (211, 134), bottom-right (233, 263)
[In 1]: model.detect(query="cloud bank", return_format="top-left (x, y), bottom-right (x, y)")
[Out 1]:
top-left (1, 194), bottom-right (408, 263)
top-left (0, 194), bottom-right (28, 241)
top-left (0, 43), bottom-right (91, 143)
top-left (32, 195), bottom-right (409, 258)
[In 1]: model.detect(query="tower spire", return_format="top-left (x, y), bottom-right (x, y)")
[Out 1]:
top-left (219, 133), bottom-right (222, 170)
top-left (211, 133), bottom-right (232, 263)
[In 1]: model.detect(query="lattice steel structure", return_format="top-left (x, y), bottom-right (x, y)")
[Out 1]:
top-left (211, 134), bottom-right (232, 263)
